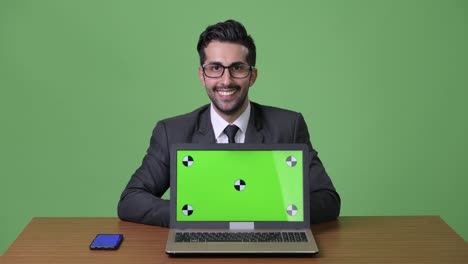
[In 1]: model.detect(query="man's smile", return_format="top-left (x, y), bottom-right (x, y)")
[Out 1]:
top-left (214, 87), bottom-right (239, 98)
top-left (218, 90), bottom-right (235, 96)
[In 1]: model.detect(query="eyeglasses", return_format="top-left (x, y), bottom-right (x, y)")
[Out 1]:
top-left (202, 63), bottom-right (253, 79)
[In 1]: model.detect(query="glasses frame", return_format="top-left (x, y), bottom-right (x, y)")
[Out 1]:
top-left (202, 63), bottom-right (253, 79)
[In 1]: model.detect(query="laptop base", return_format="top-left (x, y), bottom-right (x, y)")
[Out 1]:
top-left (166, 229), bottom-right (319, 255)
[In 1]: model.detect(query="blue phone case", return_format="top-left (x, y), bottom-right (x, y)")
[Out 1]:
top-left (89, 234), bottom-right (124, 250)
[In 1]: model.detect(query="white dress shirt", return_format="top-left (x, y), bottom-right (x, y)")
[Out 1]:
top-left (210, 102), bottom-right (251, 143)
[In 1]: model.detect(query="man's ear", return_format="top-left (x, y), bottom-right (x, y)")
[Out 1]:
top-left (249, 68), bottom-right (258, 87)
top-left (198, 66), bottom-right (206, 86)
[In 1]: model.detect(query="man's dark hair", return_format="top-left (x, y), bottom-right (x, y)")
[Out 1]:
top-left (197, 19), bottom-right (256, 66)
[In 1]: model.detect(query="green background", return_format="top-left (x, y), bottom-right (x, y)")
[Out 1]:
top-left (176, 150), bottom-right (303, 221)
top-left (0, 0), bottom-right (467, 255)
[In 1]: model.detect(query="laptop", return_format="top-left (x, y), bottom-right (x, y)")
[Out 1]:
top-left (165, 143), bottom-right (319, 255)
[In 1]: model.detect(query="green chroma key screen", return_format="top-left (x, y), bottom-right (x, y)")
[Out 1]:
top-left (176, 150), bottom-right (304, 222)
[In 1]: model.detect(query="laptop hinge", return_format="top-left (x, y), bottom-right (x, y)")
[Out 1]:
top-left (229, 222), bottom-right (254, 230)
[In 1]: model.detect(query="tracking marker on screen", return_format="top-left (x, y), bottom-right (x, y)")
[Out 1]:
top-left (286, 204), bottom-right (298, 216)
top-left (234, 179), bottom-right (246, 191)
top-left (182, 156), bottom-right (194, 167)
top-left (182, 204), bottom-right (193, 216)
top-left (286, 156), bottom-right (297, 167)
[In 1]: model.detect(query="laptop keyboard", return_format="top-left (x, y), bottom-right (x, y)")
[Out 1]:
top-left (175, 232), bottom-right (308, 243)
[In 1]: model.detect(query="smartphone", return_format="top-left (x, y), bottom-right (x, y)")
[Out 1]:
top-left (89, 234), bottom-right (124, 250)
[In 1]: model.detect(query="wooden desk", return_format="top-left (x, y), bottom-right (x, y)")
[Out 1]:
top-left (2, 216), bottom-right (467, 264)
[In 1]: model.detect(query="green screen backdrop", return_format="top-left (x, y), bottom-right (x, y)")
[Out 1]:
top-left (1, 0), bottom-right (467, 255)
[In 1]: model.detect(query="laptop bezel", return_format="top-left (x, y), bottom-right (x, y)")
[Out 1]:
top-left (169, 143), bottom-right (310, 229)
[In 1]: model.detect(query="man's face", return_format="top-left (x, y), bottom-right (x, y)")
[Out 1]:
top-left (198, 41), bottom-right (257, 120)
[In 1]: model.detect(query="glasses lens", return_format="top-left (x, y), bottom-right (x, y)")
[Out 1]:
top-left (229, 64), bottom-right (251, 78)
top-left (204, 64), bottom-right (224, 78)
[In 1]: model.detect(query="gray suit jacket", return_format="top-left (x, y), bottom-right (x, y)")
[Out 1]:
top-left (118, 102), bottom-right (340, 226)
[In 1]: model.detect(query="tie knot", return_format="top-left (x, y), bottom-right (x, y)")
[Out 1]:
top-left (224, 125), bottom-right (239, 143)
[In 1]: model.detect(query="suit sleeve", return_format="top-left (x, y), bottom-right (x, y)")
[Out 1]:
top-left (293, 113), bottom-right (341, 224)
top-left (117, 121), bottom-right (171, 227)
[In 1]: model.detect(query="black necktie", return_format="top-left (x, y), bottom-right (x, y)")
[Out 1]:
top-left (224, 125), bottom-right (239, 143)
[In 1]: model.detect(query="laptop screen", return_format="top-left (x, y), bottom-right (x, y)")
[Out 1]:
top-left (173, 146), bottom-right (306, 223)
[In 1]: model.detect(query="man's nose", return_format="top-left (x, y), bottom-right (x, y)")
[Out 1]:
top-left (219, 68), bottom-right (233, 85)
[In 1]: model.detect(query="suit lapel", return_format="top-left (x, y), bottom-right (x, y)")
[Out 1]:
top-left (192, 106), bottom-right (216, 143)
top-left (245, 102), bottom-right (264, 143)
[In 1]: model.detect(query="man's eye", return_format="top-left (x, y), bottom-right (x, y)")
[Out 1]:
top-left (230, 65), bottom-right (242, 71)
top-left (211, 65), bottom-right (220, 71)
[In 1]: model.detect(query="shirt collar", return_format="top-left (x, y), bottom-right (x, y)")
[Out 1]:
top-left (210, 102), bottom-right (251, 139)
